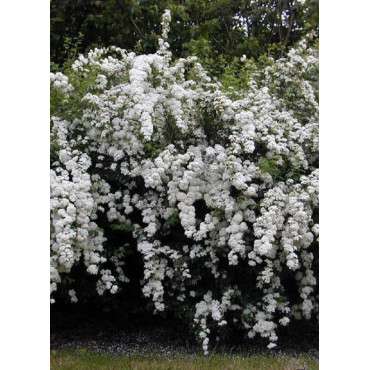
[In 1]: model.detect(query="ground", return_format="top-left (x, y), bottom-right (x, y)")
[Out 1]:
top-left (51, 323), bottom-right (318, 369)
top-left (51, 350), bottom-right (319, 369)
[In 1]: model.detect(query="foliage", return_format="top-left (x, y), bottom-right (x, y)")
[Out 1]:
top-left (51, 0), bottom-right (319, 73)
top-left (50, 11), bottom-right (318, 354)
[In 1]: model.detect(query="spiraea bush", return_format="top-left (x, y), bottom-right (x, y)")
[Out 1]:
top-left (50, 10), bottom-right (318, 353)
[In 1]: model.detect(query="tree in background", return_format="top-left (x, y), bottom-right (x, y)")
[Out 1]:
top-left (51, 0), bottom-right (318, 74)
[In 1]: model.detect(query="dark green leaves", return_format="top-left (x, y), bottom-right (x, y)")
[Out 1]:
top-left (110, 221), bottom-right (134, 232)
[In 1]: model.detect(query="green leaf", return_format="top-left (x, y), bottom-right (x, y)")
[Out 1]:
top-left (259, 157), bottom-right (279, 176)
top-left (242, 313), bottom-right (251, 323)
top-left (111, 220), bottom-right (134, 232)
top-left (163, 213), bottom-right (180, 229)
top-left (213, 209), bottom-right (224, 219)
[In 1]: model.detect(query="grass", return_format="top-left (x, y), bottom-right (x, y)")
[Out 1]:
top-left (50, 349), bottom-right (319, 370)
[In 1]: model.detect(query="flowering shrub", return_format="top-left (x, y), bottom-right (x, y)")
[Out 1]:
top-left (50, 10), bottom-right (318, 353)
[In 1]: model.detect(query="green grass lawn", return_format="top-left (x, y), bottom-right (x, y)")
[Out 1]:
top-left (50, 349), bottom-right (319, 369)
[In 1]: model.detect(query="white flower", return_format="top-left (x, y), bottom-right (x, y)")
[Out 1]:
top-left (68, 289), bottom-right (78, 303)
top-left (87, 265), bottom-right (99, 275)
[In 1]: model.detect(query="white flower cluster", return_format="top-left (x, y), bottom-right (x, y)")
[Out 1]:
top-left (50, 118), bottom-right (124, 300)
top-left (50, 10), bottom-right (318, 353)
top-left (195, 289), bottom-right (240, 354)
top-left (50, 72), bottom-right (73, 94)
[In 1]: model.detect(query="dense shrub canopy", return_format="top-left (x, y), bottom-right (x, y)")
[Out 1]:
top-left (50, 10), bottom-right (318, 353)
